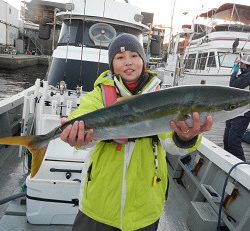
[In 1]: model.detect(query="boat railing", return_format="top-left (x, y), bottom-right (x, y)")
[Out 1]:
top-left (167, 137), bottom-right (250, 231)
top-left (23, 29), bottom-right (45, 56)
top-left (0, 86), bottom-right (35, 137)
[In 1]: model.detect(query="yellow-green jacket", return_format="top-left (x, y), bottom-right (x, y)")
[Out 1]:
top-left (69, 70), bottom-right (201, 230)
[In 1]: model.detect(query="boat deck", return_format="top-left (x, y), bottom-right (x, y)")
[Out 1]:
top-left (0, 173), bottom-right (191, 231)
top-left (0, 121), bottom-right (249, 231)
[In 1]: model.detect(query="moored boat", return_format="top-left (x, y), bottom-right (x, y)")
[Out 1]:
top-left (163, 3), bottom-right (250, 87)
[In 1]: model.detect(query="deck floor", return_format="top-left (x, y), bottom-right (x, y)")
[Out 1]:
top-left (0, 176), bottom-right (191, 231)
top-left (0, 146), bottom-right (25, 218)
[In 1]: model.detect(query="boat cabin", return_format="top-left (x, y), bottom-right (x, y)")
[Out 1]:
top-left (44, 0), bottom-right (148, 92)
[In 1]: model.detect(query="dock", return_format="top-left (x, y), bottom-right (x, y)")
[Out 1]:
top-left (0, 54), bottom-right (49, 69)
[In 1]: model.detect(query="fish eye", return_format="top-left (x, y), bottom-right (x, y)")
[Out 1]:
top-left (227, 104), bottom-right (236, 111)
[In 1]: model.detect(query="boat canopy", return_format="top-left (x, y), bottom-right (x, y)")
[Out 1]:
top-left (199, 3), bottom-right (250, 25)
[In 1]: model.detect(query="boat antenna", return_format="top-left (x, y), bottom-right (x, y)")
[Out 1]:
top-left (78, 0), bottom-right (87, 87)
top-left (167, 0), bottom-right (176, 55)
top-left (63, 0), bottom-right (73, 83)
top-left (96, 0), bottom-right (107, 77)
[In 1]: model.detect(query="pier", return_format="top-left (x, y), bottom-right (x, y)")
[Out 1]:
top-left (0, 54), bottom-right (49, 69)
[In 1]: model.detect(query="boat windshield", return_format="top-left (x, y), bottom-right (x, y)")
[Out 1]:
top-left (218, 52), bottom-right (239, 68)
top-left (57, 19), bottom-right (143, 49)
top-left (214, 24), bottom-right (250, 32)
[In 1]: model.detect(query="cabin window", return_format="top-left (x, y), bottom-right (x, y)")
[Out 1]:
top-left (207, 52), bottom-right (216, 68)
top-left (185, 54), bottom-right (196, 69)
top-left (196, 52), bottom-right (208, 70)
top-left (58, 20), bottom-right (82, 46)
top-left (218, 52), bottom-right (239, 68)
top-left (215, 24), bottom-right (250, 33)
top-left (58, 20), bottom-right (142, 49)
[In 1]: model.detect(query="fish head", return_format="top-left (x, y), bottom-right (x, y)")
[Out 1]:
top-left (209, 86), bottom-right (250, 123)
top-left (175, 86), bottom-right (250, 126)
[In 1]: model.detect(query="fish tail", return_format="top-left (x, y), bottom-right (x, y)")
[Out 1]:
top-left (0, 136), bottom-right (48, 177)
top-left (0, 136), bottom-right (34, 147)
top-left (28, 146), bottom-right (47, 177)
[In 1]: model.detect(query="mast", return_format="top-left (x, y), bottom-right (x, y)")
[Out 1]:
top-left (167, 0), bottom-right (176, 54)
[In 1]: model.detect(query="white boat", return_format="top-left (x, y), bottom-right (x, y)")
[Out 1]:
top-left (163, 3), bottom-right (250, 87)
top-left (1, 1), bottom-right (250, 231)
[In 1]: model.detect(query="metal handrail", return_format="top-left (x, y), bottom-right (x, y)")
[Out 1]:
top-left (24, 29), bottom-right (44, 55)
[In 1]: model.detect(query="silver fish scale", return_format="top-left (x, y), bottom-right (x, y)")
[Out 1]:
top-left (73, 86), bottom-right (250, 141)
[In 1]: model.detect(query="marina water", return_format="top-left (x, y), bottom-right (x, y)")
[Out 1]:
top-left (0, 64), bottom-right (48, 218)
top-left (0, 65), bottom-right (48, 100)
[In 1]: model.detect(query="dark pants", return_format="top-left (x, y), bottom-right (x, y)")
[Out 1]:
top-left (223, 116), bottom-right (250, 161)
top-left (72, 210), bottom-right (159, 231)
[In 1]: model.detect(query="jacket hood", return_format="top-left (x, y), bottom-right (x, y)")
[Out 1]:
top-left (94, 70), bottom-right (114, 87)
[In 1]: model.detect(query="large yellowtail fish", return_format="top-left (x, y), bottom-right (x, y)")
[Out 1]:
top-left (0, 85), bottom-right (249, 177)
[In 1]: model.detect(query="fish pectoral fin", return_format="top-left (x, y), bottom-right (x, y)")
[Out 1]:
top-left (29, 146), bottom-right (47, 178)
top-left (175, 112), bottom-right (192, 121)
top-left (174, 112), bottom-right (194, 127)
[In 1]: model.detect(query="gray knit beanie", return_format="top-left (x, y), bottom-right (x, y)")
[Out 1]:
top-left (108, 33), bottom-right (146, 73)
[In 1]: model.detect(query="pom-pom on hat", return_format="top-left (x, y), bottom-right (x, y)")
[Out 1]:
top-left (108, 33), bottom-right (146, 73)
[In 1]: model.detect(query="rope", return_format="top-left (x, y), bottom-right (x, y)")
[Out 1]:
top-left (0, 192), bottom-right (26, 205)
top-left (79, 0), bottom-right (87, 87)
top-left (63, 0), bottom-right (73, 82)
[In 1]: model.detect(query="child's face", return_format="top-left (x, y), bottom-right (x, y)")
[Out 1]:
top-left (112, 50), bottom-right (143, 83)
